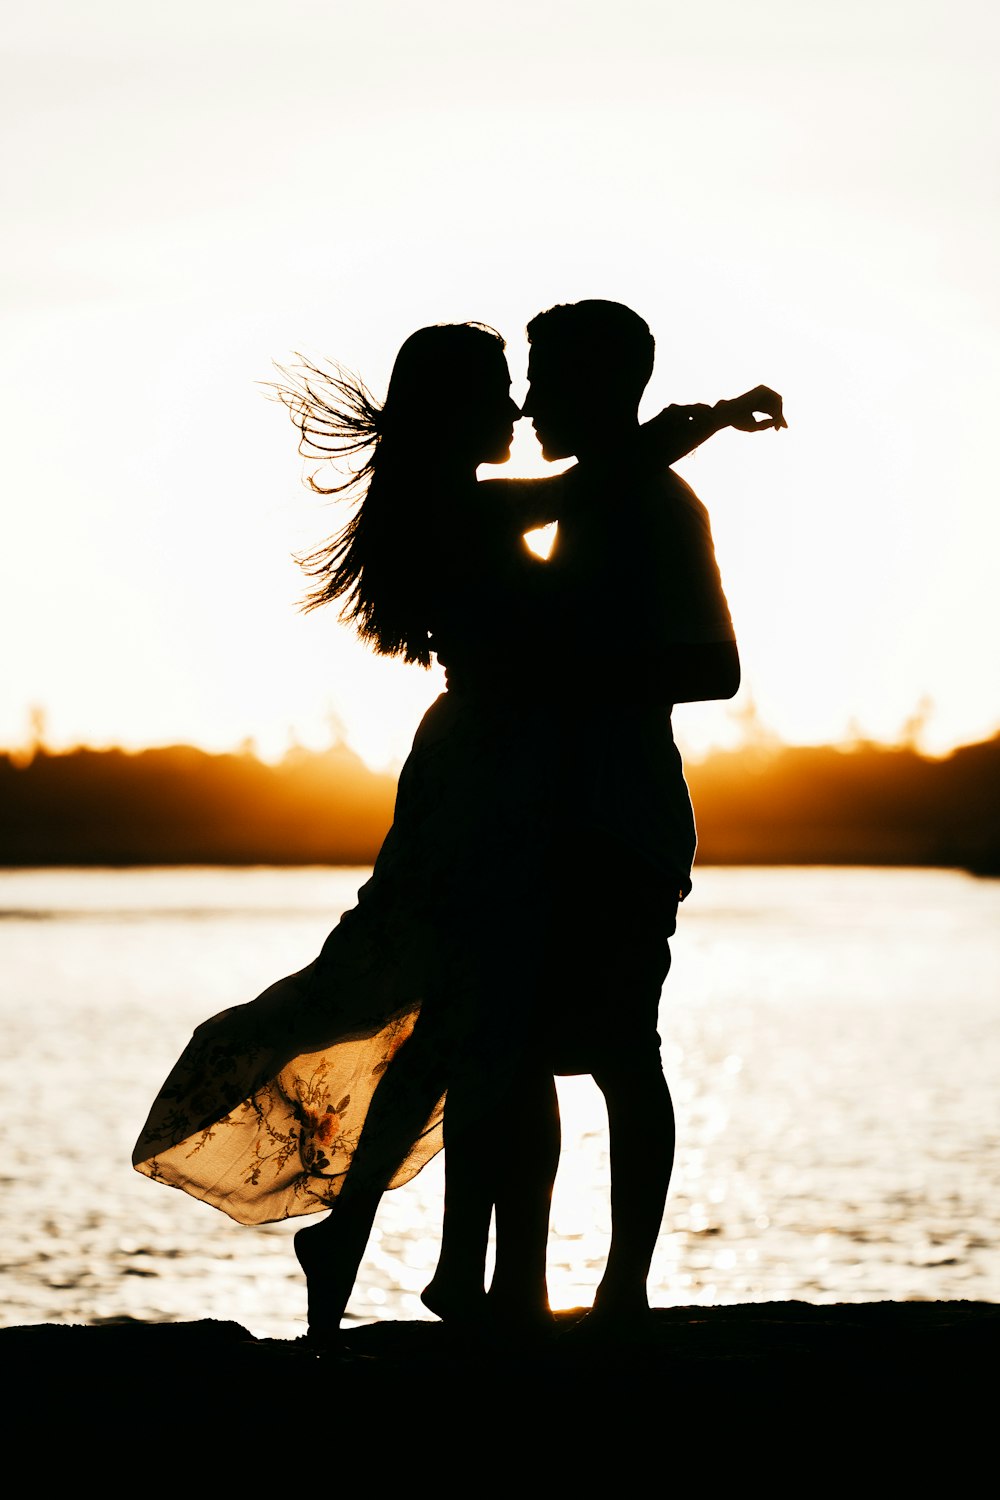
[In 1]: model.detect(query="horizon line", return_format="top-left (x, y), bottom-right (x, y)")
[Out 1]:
top-left (5, 725), bottom-right (1000, 771)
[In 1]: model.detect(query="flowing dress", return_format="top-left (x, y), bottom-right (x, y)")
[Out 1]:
top-left (133, 487), bottom-right (560, 1224)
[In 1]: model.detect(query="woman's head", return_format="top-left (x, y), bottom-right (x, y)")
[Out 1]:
top-left (280, 321), bottom-right (519, 664)
top-left (380, 323), bottom-right (518, 468)
top-left (276, 322), bottom-right (518, 492)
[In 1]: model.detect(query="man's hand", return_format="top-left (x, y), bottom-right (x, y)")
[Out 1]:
top-left (715, 386), bottom-right (787, 432)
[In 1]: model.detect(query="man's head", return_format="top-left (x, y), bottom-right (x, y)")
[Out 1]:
top-left (522, 300), bottom-right (655, 460)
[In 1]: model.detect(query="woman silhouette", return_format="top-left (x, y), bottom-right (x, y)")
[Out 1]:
top-left (133, 321), bottom-right (781, 1343)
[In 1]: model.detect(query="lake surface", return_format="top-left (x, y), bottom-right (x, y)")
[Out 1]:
top-left (0, 865), bottom-right (997, 1339)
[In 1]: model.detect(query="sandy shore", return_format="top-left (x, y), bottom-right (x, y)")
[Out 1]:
top-left (5, 1300), bottom-right (996, 1445)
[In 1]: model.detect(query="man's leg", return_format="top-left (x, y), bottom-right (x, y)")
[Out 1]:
top-left (550, 833), bottom-right (679, 1324)
top-left (591, 1053), bottom-right (675, 1316)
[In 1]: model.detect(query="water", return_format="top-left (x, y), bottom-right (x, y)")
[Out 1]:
top-left (0, 866), bottom-right (997, 1339)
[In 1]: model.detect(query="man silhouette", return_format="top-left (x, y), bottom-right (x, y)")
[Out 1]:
top-left (530, 301), bottom-right (743, 1325)
top-left (426, 300), bottom-right (781, 1331)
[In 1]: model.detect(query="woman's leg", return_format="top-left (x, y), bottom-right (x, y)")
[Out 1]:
top-left (423, 861), bottom-right (559, 1327)
top-left (295, 1018), bottom-right (448, 1340)
top-left (420, 1081), bottom-right (495, 1322)
top-left (423, 1065), bottom-right (560, 1327)
top-left (490, 1067), bottom-right (560, 1322)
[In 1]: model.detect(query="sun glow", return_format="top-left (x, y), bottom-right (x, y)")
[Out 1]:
top-left (2, 2), bottom-right (997, 767)
top-left (523, 522), bottom-right (557, 560)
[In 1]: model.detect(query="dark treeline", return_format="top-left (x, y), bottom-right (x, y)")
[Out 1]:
top-left (1, 734), bottom-right (998, 873)
top-left (0, 743), bottom-right (396, 866)
top-left (686, 734), bottom-right (1000, 874)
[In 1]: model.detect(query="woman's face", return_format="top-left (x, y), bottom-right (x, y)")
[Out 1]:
top-left (454, 346), bottom-right (521, 467)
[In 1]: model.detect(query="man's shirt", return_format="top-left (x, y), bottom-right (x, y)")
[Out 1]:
top-left (507, 459), bottom-right (736, 891)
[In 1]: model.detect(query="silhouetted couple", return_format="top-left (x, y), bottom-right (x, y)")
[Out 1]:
top-left (133, 300), bottom-right (784, 1347)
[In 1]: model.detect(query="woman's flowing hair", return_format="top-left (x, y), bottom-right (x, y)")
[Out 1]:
top-left (272, 324), bottom-right (504, 666)
top-left (273, 356), bottom-right (383, 499)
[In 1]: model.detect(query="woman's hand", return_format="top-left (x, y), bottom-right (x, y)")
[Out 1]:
top-left (715, 386), bottom-right (787, 432)
top-left (641, 387), bottom-right (787, 466)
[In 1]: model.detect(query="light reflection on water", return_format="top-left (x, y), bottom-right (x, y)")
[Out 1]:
top-left (0, 866), bottom-right (997, 1339)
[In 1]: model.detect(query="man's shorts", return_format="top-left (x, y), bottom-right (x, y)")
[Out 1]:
top-left (537, 829), bottom-right (681, 1076)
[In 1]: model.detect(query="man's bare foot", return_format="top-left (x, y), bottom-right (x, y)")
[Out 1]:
top-left (558, 1298), bottom-right (656, 1346)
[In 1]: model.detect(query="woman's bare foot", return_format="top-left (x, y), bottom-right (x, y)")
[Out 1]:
top-left (487, 1288), bottom-right (555, 1340)
top-left (294, 1222), bottom-right (351, 1344)
top-left (420, 1276), bottom-right (490, 1328)
top-left (422, 1279), bottom-right (555, 1349)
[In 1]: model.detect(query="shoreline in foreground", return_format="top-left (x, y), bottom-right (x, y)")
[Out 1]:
top-left (7, 1300), bottom-right (996, 1427)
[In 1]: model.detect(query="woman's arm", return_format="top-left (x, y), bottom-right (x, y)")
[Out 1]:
top-left (477, 475), bottom-right (568, 532)
top-left (643, 386), bottom-right (787, 466)
top-left (481, 386), bottom-right (786, 530)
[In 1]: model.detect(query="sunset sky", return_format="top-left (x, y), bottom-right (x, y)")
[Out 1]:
top-left (3, 1), bottom-right (998, 768)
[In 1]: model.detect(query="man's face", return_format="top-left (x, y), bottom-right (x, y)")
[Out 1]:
top-left (521, 345), bottom-right (588, 462)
